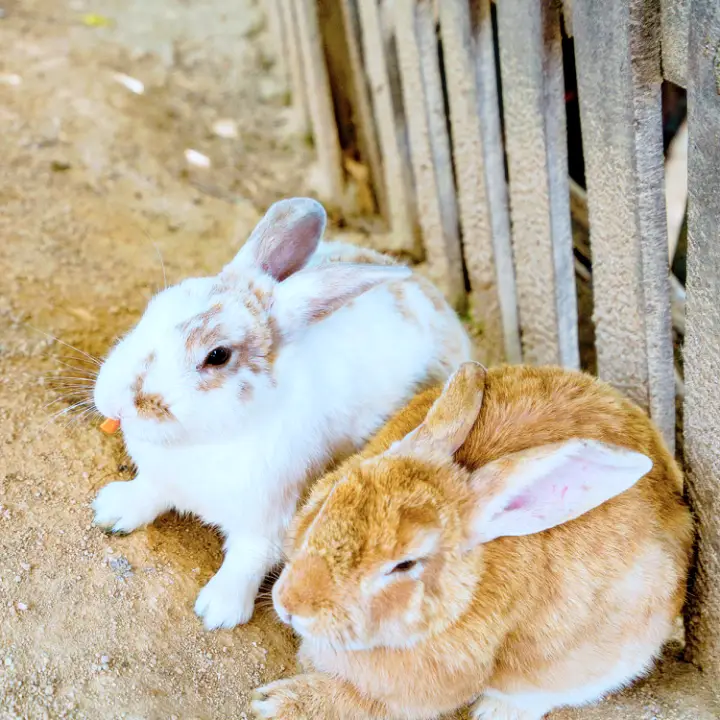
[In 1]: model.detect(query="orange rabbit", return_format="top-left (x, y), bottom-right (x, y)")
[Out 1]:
top-left (253, 363), bottom-right (693, 720)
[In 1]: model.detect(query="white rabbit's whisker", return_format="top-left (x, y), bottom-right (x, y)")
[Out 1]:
top-left (27, 324), bottom-right (101, 366)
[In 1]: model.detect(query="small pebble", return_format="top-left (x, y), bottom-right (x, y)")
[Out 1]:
top-left (184, 149), bottom-right (211, 168)
top-left (0, 73), bottom-right (21, 86)
top-left (16, 602), bottom-right (28, 611)
top-left (212, 118), bottom-right (238, 139)
top-left (113, 72), bottom-right (144, 95)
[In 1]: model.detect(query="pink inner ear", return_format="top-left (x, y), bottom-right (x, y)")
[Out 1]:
top-left (257, 214), bottom-right (324, 282)
top-left (477, 441), bottom-right (651, 541)
top-left (502, 493), bottom-right (532, 513)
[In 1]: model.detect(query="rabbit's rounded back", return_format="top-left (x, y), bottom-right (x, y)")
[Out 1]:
top-left (274, 364), bottom-right (692, 664)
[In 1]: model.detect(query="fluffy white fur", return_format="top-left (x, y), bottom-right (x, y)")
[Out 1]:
top-left (92, 197), bottom-right (472, 629)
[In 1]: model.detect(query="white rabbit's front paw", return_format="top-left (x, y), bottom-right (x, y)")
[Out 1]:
top-left (194, 571), bottom-right (256, 630)
top-left (92, 480), bottom-right (166, 534)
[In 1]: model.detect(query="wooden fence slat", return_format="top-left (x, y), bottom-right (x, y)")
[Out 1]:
top-left (267, 0), bottom-right (289, 88)
top-left (683, 0), bottom-right (720, 680)
top-left (279, 0), bottom-right (310, 135)
top-left (563, 0), bottom-right (574, 36)
top-left (356, 0), bottom-right (421, 257)
top-left (337, 0), bottom-right (388, 219)
top-left (661, 0), bottom-right (689, 88)
top-left (496, 0), bottom-right (579, 369)
top-left (439, 0), bottom-right (520, 364)
top-left (394, 0), bottom-right (465, 310)
top-left (294, 0), bottom-right (345, 204)
top-left (573, 0), bottom-right (675, 451)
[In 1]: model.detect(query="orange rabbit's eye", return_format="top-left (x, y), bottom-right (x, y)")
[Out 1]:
top-left (203, 347), bottom-right (232, 368)
top-left (389, 559), bottom-right (418, 575)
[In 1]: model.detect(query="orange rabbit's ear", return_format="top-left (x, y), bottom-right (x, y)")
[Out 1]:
top-left (463, 439), bottom-right (653, 548)
top-left (389, 362), bottom-right (487, 459)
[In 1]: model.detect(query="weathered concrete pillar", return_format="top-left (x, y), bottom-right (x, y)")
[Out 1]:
top-left (496, 0), bottom-right (579, 369)
top-left (356, 0), bottom-right (421, 257)
top-left (394, 0), bottom-right (466, 310)
top-left (573, 0), bottom-right (675, 450)
top-left (439, 0), bottom-right (520, 364)
top-left (660, 0), bottom-right (689, 88)
top-left (266, 0), bottom-right (289, 90)
top-left (279, 0), bottom-right (310, 135)
top-left (334, 0), bottom-right (387, 220)
top-left (294, 0), bottom-right (345, 205)
top-left (683, 0), bottom-right (720, 681)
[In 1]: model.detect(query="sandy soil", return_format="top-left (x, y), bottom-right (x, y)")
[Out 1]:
top-left (0, 1), bottom-right (718, 719)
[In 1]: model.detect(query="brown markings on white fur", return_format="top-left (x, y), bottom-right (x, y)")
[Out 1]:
top-left (196, 325), bottom-right (225, 351)
top-left (182, 304), bottom-right (224, 353)
top-left (131, 356), bottom-right (173, 422)
top-left (249, 281), bottom-right (272, 312)
top-left (134, 392), bottom-right (173, 420)
top-left (197, 320), bottom-right (281, 395)
top-left (264, 314), bottom-right (282, 387)
top-left (388, 281), bottom-right (420, 327)
top-left (412, 275), bottom-right (467, 375)
top-left (198, 373), bottom-right (226, 393)
top-left (306, 283), bottom-right (382, 328)
top-left (413, 275), bottom-right (448, 314)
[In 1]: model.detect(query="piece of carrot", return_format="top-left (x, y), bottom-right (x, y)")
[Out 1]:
top-left (99, 418), bottom-right (121, 434)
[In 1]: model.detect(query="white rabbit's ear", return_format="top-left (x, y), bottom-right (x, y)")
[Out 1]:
top-left (463, 439), bottom-right (652, 548)
top-left (226, 197), bottom-right (327, 281)
top-left (271, 262), bottom-right (412, 339)
top-left (387, 362), bottom-right (487, 460)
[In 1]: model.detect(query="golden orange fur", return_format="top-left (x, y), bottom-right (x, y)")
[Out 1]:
top-left (253, 364), bottom-right (693, 720)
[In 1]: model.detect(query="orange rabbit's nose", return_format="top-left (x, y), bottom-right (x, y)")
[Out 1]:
top-left (278, 555), bottom-right (332, 617)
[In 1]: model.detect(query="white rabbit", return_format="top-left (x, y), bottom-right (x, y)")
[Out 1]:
top-left (91, 197), bottom-right (473, 630)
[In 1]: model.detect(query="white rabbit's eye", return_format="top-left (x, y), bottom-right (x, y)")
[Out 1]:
top-left (388, 559), bottom-right (418, 575)
top-left (203, 347), bottom-right (232, 368)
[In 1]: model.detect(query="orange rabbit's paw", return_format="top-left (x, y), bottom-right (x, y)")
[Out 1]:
top-left (471, 694), bottom-right (546, 720)
top-left (252, 675), bottom-right (326, 720)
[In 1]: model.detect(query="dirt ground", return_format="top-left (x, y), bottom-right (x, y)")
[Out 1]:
top-left (0, 1), bottom-right (718, 719)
